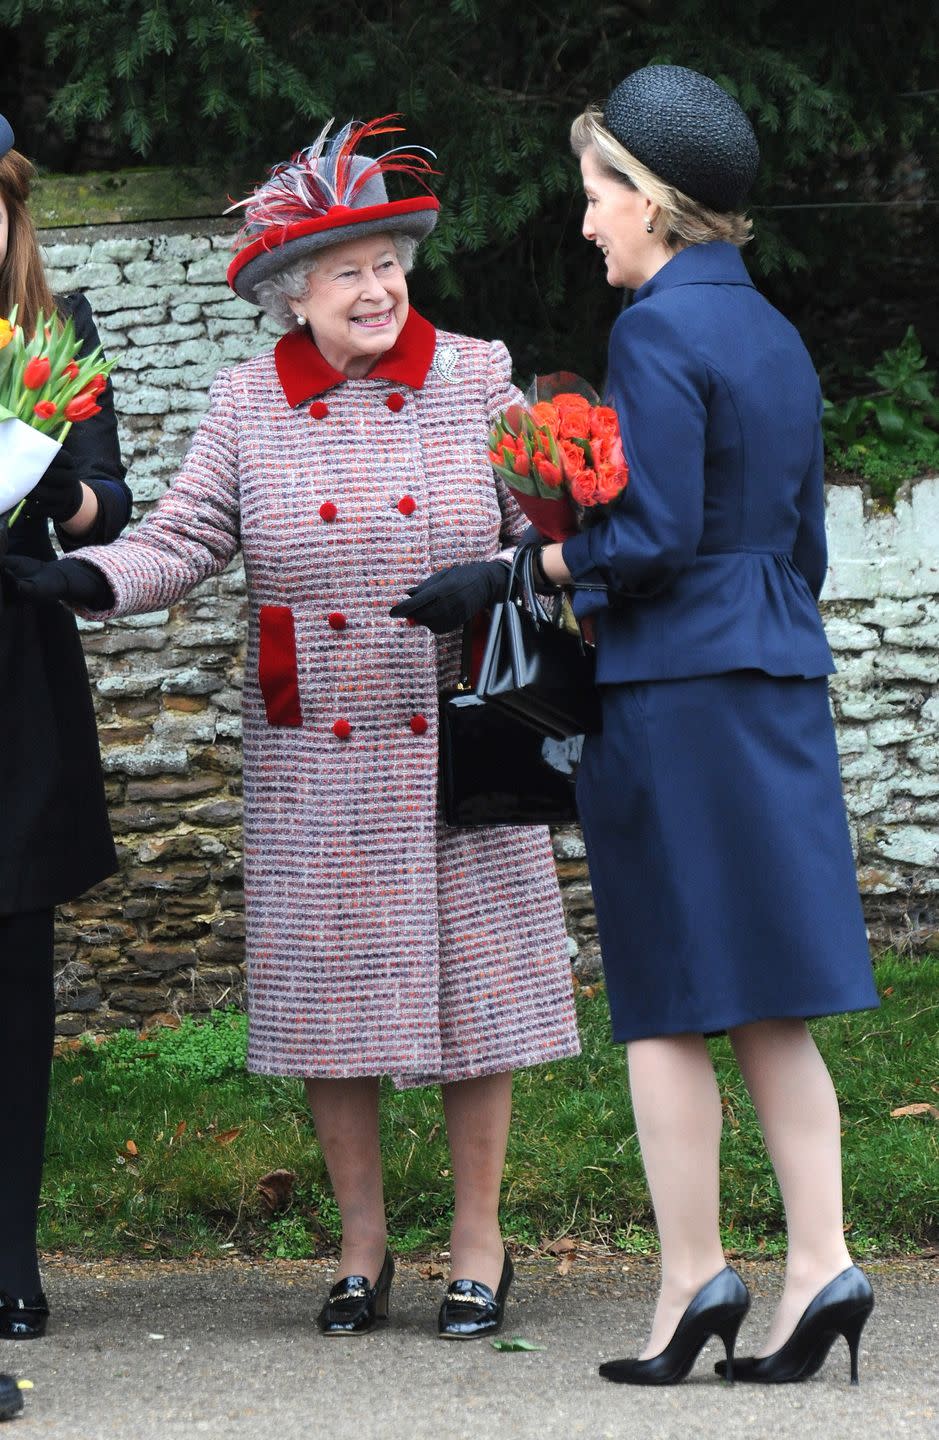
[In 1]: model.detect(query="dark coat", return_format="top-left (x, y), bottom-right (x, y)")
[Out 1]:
top-left (0, 293), bottom-right (130, 916)
top-left (562, 241), bottom-right (835, 683)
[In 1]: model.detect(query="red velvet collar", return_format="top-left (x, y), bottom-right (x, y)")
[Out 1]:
top-left (274, 306), bottom-right (437, 406)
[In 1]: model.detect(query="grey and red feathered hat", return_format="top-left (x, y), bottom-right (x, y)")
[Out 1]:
top-left (227, 115), bottom-right (440, 305)
top-left (603, 65), bottom-right (759, 213)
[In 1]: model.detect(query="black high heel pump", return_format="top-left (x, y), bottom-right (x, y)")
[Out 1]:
top-left (714, 1265), bottom-right (874, 1385)
top-left (598, 1266), bottom-right (750, 1386)
top-left (316, 1251), bottom-right (394, 1336)
top-left (0, 1291), bottom-right (49, 1340)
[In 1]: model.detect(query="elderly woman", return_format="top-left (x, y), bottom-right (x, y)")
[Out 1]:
top-left (0, 112), bottom-right (130, 1340)
top-left (3, 118), bottom-right (579, 1340)
top-left (531, 68), bottom-right (879, 1386)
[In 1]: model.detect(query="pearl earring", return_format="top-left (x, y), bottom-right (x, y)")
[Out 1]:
top-left (645, 219), bottom-right (655, 234)
top-left (295, 314), bottom-right (307, 326)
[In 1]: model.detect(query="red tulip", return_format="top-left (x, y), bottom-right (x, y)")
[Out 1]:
top-left (86, 373), bottom-right (107, 396)
top-left (33, 401), bottom-right (57, 419)
top-left (23, 356), bottom-right (51, 389)
top-left (64, 394), bottom-right (102, 423)
top-left (63, 361), bottom-right (80, 380)
top-left (532, 452), bottom-right (563, 488)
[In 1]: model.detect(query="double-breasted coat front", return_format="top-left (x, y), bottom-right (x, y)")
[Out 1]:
top-left (78, 308), bottom-right (580, 1085)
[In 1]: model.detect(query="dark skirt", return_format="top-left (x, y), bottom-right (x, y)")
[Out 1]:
top-left (577, 671), bottom-right (879, 1042)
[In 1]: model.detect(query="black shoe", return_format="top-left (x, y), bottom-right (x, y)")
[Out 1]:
top-left (599, 1266), bottom-right (750, 1385)
top-left (714, 1265), bottom-right (874, 1385)
top-left (0, 1291), bottom-right (49, 1340)
top-left (316, 1251), bottom-right (394, 1336)
top-left (438, 1249), bottom-right (514, 1340)
top-left (0, 1374), bottom-right (24, 1420)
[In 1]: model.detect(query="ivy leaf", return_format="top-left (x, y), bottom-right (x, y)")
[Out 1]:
top-left (490, 1336), bottom-right (545, 1352)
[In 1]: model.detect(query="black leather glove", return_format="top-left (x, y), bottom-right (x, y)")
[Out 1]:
top-left (1, 555), bottom-right (115, 610)
top-left (28, 446), bottom-right (84, 523)
top-left (389, 560), bottom-right (509, 634)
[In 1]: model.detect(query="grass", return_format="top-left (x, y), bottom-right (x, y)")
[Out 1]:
top-left (41, 953), bottom-right (938, 1261)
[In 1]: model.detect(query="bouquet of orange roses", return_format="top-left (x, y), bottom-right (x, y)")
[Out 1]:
top-left (489, 373), bottom-right (629, 542)
top-left (0, 306), bottom-right (113, 542)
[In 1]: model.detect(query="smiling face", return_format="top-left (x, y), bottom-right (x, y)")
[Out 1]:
top-left (580, 146), bottom-right (668, 290)
top-left (289, 233), bottom-right (409, 377)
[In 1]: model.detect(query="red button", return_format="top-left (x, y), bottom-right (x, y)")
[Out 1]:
top-left (397, 495), bottom-right (417, 516)
top-left (332, 719), bottom-right (351, 739)
top-left (328, 612), bottom-right (347, 631)
top-left (409, 714), bottom-right (429, 735)
top-left (309, 401), bottom-right (329, 419)
top-left (319, 502), bottom-right (338, 522)
top-left (406, 616), bottom-right (418, 627)
top-left (386, 392), bottom-right (405, 412)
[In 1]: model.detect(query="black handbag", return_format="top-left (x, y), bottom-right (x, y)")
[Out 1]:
top-left (439, 624), bottom-right (583, 827)
top-left (476, 546), bottom-right (602, 740)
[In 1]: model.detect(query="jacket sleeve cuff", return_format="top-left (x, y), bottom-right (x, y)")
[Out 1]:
top-left (55, 478), bottom-right (132, 552)
top-left (562, 527), bottom-right (601, 580)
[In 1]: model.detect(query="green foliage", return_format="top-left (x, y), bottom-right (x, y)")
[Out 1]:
top-left (41, 955), bottom-right (939, 1259)
top-left (824, 328), bottom-right (939, 500)
top-left (82, 1007), bottom-right (248, 1082)
top-left (2, 2), bottom-right (936, 380)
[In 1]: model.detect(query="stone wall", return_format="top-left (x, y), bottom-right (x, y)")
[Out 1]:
top-left (36, 221), bottom-right (939, 1033)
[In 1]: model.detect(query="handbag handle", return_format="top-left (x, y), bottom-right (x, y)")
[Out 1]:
top-left (506, 546), bottom-right (566, 631)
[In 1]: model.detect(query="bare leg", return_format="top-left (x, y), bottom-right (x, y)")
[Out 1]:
top-left (304, 1077), bottom-right (387, 1284)
top-left (729, 1018), bottom-right (853, 1355)
top-left (627, 1035), bottom-right (728, 1357)
top-left (441, 1071), bottom-right (513, 1292)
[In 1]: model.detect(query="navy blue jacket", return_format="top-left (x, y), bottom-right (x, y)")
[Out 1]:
top-left (562, 241), bottom-right (834, 684)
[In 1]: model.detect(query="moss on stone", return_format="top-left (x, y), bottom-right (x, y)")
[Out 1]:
top-left (32, 168), bottom-right (234, 228)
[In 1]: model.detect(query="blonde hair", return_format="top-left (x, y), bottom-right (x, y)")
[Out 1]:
top-left (570, 106), bottom-right (752, 251)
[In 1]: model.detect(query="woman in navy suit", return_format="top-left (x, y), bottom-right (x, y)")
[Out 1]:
top-left (536, 67), bottom-right (879, 1386)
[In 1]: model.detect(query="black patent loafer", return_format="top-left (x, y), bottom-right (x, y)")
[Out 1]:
top-left (316, 1251), bottom-right (394, 1336)
top-left (438, 1249), bottom-right (514, 1340)
top-left (0, 1291), bottom-right (49, 1340)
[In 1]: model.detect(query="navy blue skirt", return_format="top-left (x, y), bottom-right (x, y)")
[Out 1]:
top-left (577, 672), bottom-right (879, 1041)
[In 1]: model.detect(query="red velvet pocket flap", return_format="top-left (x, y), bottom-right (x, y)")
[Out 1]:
top-left (258, 605), bottom-right (302, 727)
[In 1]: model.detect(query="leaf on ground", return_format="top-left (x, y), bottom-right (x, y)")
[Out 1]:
top-left (125, 1139), bottom-right (138, 1156)
top-left (557, 1255), bottom-right (575, 1276)
top-left (419, 1263), bottom-right (445, 1280)
top-left (890, 1103), bottom-right (939, 1119)
top-left (173, 1120), bottom-right (187, 1139)
top-left (214, 1127), bottom-right (242, 1146)
top-left (491, 1336), bottom-right (545, 1352)
top-left (256, 1168), bottom-right (297, 1214)
top-left (544, 1237), bottom-right (577, 1256)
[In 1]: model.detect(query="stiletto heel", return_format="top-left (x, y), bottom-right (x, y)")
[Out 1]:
top-left (842, 1308), bottom-right (868, 1387)
top-left (316, 1250), bottom-right (394, 1336)
top-left (598, 1266), bottom-right (750, 1386)
top-left (714, 1265), bottom-right (874, 1384)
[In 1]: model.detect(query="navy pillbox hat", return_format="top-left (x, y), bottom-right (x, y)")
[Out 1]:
top-left (603, 65), bottom-right (759, 212)
top-left (0, 113), bottom-right (13, 159)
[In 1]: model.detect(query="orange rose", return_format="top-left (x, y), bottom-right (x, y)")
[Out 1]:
top-left (595, 462), bottom-right (628, 504)
top-left (570, 468), bottom-right (600, 507)
top-left (589, 406), bottom-right (620, 442)
top-left (553, 392), bottom-right (592, 440)
top-left (559, 439), bottom-right (587, 479)
top-left (530, 401), bottom-right (561, 436)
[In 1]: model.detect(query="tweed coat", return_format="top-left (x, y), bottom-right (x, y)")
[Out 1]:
top-left (77, 308), bottom-right (579, 1086)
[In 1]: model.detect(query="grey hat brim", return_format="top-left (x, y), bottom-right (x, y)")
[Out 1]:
top-left (230, 207), bottom-right (438, 306)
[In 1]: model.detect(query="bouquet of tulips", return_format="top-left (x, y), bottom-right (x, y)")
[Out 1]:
top-left (488, 373), bottom-right (629, 542)
top-left (0, 306), bottom-right (113, 538)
